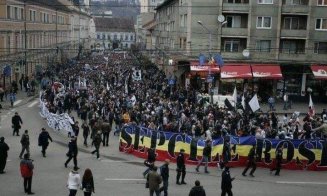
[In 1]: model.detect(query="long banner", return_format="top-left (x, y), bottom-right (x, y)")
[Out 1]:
top-left (119, 125), bottom-right (327, 171)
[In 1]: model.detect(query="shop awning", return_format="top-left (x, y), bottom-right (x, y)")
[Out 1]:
top-left (190, 65), bottom-right (220, 72)
top-left (251, 64), bottom-right (283, 79)
top-left (311, 65), bottom-right (327, 80)
top-left (220, 64), bottom-right (252, 79)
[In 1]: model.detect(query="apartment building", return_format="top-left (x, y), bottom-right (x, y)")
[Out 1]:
top-left (154, 0), bottom-right (327, 101)
top-left (0, 0), bottom-right (94, 86)
top-left (94, 17), bottom-right (135, 50)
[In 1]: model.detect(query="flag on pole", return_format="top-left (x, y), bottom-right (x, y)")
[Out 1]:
top-left (241, 94), bottom-right (246, 110)
top-left (309, 94), bottom-right (315, 116)
top-left (213, 53), bottom-right (224, 67)
top-left (232, 87), bottom-right (237, 107)
top-left (106, 82), bottom-right (109, 91)
top-left (249, 94), bottom-right (260, 112)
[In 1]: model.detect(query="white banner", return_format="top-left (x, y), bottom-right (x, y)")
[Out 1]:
top-left (249, 94), bottom-right (260, 112)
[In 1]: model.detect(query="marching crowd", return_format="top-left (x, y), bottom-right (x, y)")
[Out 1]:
top-left (1, 50), bottom-right (326, 196)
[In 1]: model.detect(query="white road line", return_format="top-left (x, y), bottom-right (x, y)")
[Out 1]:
top-left (28, 100), bottom-right (38, 108)
top-left (101, 160), bottom-right (143, 163)
top-left (276, 181), bottom-right (327, 185)
top-left (104, 178), bottom-right (146, 181)
top-left (13, 100), bottom-right (22, 106)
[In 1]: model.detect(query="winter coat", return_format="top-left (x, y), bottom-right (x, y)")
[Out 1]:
top-left (148, 171), bottom-right (162, 190)
top-left (0, 141), bottom-right (9, 158)
top-left (12, 115), bottom-right (23, 127)
top-left (38, 131), bottom-right (52, 146)
top-left (189, 185), bottom-right (206, 196)
top-left (20, 134), bottom-right (30, 147)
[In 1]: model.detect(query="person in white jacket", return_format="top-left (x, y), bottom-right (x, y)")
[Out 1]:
top-left (67, 167), bottom-right (81, 196)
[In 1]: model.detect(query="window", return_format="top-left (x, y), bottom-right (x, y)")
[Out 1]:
top-left (284, 17), bottom-right (299, 29)
top-left (257, 17), bottom-right (272, 29)
top-left (30, 10), bottom-right (36, 21)
top-left (280, 40), bottom-right (305, 54)
top-left (226, 16), bottom-right (241, 28)
top-left (114, 34), bottom-right (117, 40)
top-left (97, 34), bottom-right (100, 39)
top-left (224, 0), bottom-right (249, 3)
top-left (318, 0), bottom-right (327, 6)
top-left (314, 42), bottom-right (327, 54)
top-left (256, 40), bottom-right (271, 52)
top-left (102, 34), bottom-right (105, 40)
top-left (258, 0), bottom-right (273, 4)
top-left (125, 35), bottom-right (128, 40)
top-left (130, 35), bottom-right (133, 41)
top-left (224, 40), bottom-right (240, 52)
top-left (7, 6), bottom-right (11, 19)
top-left (316, 18), bottom-right (327, 30)
top-left (108, 35), bottom-right (111, 40)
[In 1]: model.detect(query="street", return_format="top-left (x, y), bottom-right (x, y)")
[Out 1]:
top-left (0, 97), bottom-right (326, 196)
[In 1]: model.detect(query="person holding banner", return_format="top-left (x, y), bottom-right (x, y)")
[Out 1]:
top-left (176, 149), bottom-right (187, 185)
top-left (242, 145), bottom-right (257, 177)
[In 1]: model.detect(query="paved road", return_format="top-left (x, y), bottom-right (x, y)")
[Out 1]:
top-left (0, 99), bottom-right (327, 196)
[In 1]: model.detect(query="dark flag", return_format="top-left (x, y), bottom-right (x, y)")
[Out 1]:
top-left (224, 98), bottom-right (234, 111)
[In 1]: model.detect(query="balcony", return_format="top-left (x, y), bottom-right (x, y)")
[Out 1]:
top-left (222, 0), bottom-right (249, 13)
top-left (280, 29), bottom-right (307, 38)
top-left (221, 27), bottom-right (248, 37)
top-left (282, 0), bottom-right (309, 14)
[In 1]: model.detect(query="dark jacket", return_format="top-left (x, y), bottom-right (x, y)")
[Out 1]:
top-left (148, 170), bottom-right (162, 190)
top-left (147, 148), bottom-right (156, 163)
top-left (68, 140), bottom-right (78, 156)
top-left (38, 131), bottom-right (53, 146)
top-left (82, 177), bottom-right (94, 193)
top-left (160, 164), bottom-right (169, 181)
top-left (12, 115), bottom-right (23, 127)
top-left (0, 141), bottom-right (9, 158)
top-left (221, 170), bottom-right (233, 190)
top-left (20, 134), bottom-right (30, 146)
top-left (92, 134), bottom-right (102, 147)
top-left (248, 147), bottom-right (256, 161)
top-left (203, 145), bottom-right (212, 157)
top-left (189, 185), bottom-right (206, 196)
top-left (177, 152), bottom-right (185, 168)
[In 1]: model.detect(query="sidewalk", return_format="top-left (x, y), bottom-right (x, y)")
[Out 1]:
top-left (259, 101), bottom-right (326, 115)
top-left (0, 90), bottom-right (38, 110)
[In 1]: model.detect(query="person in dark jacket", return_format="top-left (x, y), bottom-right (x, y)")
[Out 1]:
top-left (101, 121), bottom-right (111, 146)
top-left (20, 153), bottom-right (34, 195)
top-left (0, 137), bottom-right (10, 173)
top-left (91, 131), bottom-right (102, 159)
top-left (82, 122), bottom-right (90, 146)
top-left (159, 159), bottom-right (170, 196)
top-left (82, 168), bottom-right (95, 196)
top-left (270, 146), bottom-right (283, 176)
top-left (176, 149), bottom-right (186, 185)
top-left (38, 128), bottom-right (53, 157)
top-left (196, 141), bottom-right (212, 173)
top-left (19, 130), bottom-right (30, 159)
top-left (221, 167), bottom-right (235, 196)
top-left (242, 145), bottom-right (257, 177)
top-left (65, 137), bottom-right (79, 169)
top-left (189, 180), bottom-right (206, 196)
top-left (12, 112), bottom-right (23, 136)
top-left (143, 147), bottom-right (156, 177)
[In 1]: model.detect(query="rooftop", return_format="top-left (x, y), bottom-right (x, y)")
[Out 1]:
top-left (94, 17), bottom-right (135, 32)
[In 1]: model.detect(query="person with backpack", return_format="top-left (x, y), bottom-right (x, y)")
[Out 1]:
top-left (82, 168), bottom-right (95, 196)
top-left (38, 128), bottom-right (53, 157)
top-left (20, 153), bottom-right (34, 195)
top-left (19, 130), bottom-right (30, 159)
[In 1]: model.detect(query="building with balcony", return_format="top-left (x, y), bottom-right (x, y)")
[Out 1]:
top-left (153, 0), bottom-right (327, 101)
top-left (94, 17), bottom-right (135, 50)
top-left (0, 0), bottom-right (94, 87)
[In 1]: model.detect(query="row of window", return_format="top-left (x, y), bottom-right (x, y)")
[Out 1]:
top-left (6, 5), bottom-right (66, 24)
top-left (256, 17), bottom-right (327, 30)
top-left (225, 0), bottom-right (327, 5)
top-left (96, 33), bottom-right (134, 41)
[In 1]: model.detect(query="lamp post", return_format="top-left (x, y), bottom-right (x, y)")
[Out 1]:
top-left (197, 21), bottom-right (213, 103)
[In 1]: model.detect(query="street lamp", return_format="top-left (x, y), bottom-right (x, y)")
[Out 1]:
top-left (197, 21), bottom-right (214, 103)
top-left (197, 21), bottom-right (212, 56)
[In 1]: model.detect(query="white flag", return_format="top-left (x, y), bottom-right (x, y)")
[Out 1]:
top-left (241, 94), bottom-right (245, 109)
top-left (232, 87), bottom-right (237, 107)
top-left (78, 76), bottom-right (81, 88)
top-left (309, 94), bottom-right (315, 116)
top-left (309, 94), bottom-right (314, 108)
top-left (106, 82), bottom-right (109, 91)
top-left (83, 78), bottom-right (87, 87)
top-left (249, 94), bottom-right (260, 112)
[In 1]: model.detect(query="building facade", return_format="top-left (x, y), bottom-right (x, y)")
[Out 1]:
top-left (94, 17), bottom-right (135, 50)
top-left (0, 0), bottom-right (94, 87)
top-left (154, 0), bottom-right (327, 101)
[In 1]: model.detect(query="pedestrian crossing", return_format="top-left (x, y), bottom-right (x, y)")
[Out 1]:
top-left (13, 100), bottom-right (22, 106)
top-left (28, 100), bottom-right (38, 108)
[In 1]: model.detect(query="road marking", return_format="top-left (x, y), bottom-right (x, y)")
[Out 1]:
top-left (101, 160), bottom-right (143, 163)
top-left (28, 100), bottom-right (38, 108)
top-left (276, 181), bottom-right (327, 185)
top-left (104, 178), bottom-right (146, 181)
top-left (14, 100), bottom-right (22, 106)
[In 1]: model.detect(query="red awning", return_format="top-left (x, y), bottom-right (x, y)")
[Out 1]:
top-left (251, 64), bottom-right (283, 79)
top-left (220, 64), bottom-right (252, 79)
top-left (190, 66), bottom-right (220, 72)
top-left (311, 65), bottom-right (327, 80)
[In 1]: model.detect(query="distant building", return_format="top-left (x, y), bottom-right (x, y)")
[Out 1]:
top-left (94, 17), bottom-right (135, 50)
